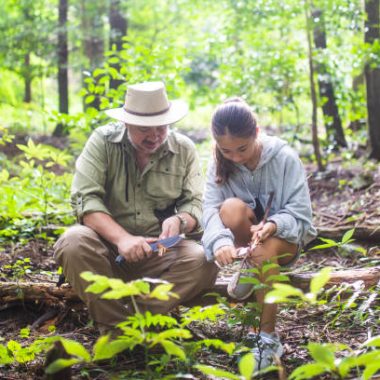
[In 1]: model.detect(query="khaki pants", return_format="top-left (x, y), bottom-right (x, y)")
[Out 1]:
top-left (54, 225), bottom-right (218, 331)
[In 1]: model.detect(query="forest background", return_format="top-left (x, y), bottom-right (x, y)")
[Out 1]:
top-left (0, 0), bottom-right (380, 379)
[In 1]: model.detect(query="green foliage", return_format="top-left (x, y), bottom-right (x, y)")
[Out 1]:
top-left (289, 339), bottom-right (380, 380)
top-left (0, 138), bottom-right (74, 244)
top-left (310, 228), bottom-right (355, 251)
top-left (3, 258), bottom-right (32, 282)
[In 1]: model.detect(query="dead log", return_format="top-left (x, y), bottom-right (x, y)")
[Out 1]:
top-left (317, 225), bottom-right (380, 241)
top-left (1, 266), bottom-right (379, 307)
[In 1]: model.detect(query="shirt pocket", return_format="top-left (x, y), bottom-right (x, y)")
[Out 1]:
top-left (146, 168), bottom-right (184, 206)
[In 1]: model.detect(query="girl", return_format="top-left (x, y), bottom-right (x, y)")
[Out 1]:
top-left (202, 98), bottom-right (316, 371)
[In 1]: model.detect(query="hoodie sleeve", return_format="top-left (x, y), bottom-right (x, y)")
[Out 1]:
top-left (201, 161), bottom-right (235, 261)
top-left (267, 148), bottom-right (316, 246)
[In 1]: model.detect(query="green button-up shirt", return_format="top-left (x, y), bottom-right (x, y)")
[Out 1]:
top-left (71, 122), bottom-right (203, 237)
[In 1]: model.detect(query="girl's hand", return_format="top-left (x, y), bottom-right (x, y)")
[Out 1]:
top-left (250, 221), bottom-right (277, 243)
top-left (214, 245), bottom-right (236, 266)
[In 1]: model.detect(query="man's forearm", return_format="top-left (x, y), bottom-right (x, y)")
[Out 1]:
top-left (83, 212), bottom-right (132, 246)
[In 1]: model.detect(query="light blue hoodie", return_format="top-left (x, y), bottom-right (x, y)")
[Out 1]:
top-left (202, 134), bottom-right (317, 261)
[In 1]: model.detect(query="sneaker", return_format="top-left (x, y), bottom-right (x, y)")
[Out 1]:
top-left (243, 331), bottom-right (283, 371)
top-left (227, 261), bottom-right (256, 300)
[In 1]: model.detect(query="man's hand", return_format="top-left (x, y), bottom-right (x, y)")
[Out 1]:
top-left (159, 216), bottom-right (181, 239)
top-left (117, 236), bottom-right (153, 262)
top-left (250, 221), bottom-right (277, 243)
top-left (214, 245), bottom-right (236, 267)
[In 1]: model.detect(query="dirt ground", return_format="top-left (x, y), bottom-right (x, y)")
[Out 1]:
top-left (0, 135), bottom-right (379, 379)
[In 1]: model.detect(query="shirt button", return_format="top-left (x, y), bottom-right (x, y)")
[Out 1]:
top-left (137, 212), bottom-right (141, 215)
top-left (150, 161), bottom-right (154, 164)
top-left (137, 184), bottom-right (141, 187)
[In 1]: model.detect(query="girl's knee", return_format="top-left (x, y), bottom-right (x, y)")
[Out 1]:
top-left (220, 198), bottom-right (250, 228)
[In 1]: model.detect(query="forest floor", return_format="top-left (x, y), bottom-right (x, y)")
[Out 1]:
top-left (0, 134), bottom-right (379, 379)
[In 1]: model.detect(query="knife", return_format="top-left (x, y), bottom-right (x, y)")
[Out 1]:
top-left (115, 234), bottom-right (184, 265)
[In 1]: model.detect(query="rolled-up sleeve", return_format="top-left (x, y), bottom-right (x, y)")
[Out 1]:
top-left (268, 151), bottom-right (315, 245)
top-left (201, 162), bottom-right (235, 261)
top-left (71, 131), bottom-right (111, 222)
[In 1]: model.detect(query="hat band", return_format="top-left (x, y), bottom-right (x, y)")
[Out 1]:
top-left (123, 102), bottom-right (171, 117)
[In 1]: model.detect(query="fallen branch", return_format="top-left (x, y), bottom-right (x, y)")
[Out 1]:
top-left (1, 267), bottom-right (379, 307)
top-left (317, 225), bottom-right (380, 241)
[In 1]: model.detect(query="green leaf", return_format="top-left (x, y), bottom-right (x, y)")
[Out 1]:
top-left (59, 339), bottom-right (91, 362)
top-left (0, 344), bottom-right (13, 365)
top-left (161, 340), bottom-right (186, 360)
top-left (45, 358), bottom-right (81, 374)
top-left (93, 336), bottom-right (132, 361)
top-left (363, 336), bottom-right (380, 347)
top-left (363, 362), bottom-right (380, 380)
top-left (308, 343), bottom-right (335, 367)
top-left (289, 362), bottom-right (328, 380)
top-left (310, 243), bottom-right (337, 250)
top-left (195, 364), bottom-right (241, 380)
top-left (261, 262), bottom-right (280, 273)
top-left (341, 229), bottom-right (355, 244)
top-left (310, 267), bottom-right (331, 295)
top-left (155, 328), bottom-right (192, 341)
top-left (200, 339), bottom-right (235, 355)
top-left (7, 340), bottom-right (22, 353)
top-left (149, 283), bottom-right (178, 300)
top-left (239, 352), bottom-right (255, 380)
top-left (85, 95), bottom-right (95, 104)
top-left (266, 274), bottom-right (289, 283)
top-left (265, 283), bottom-right (305, 304)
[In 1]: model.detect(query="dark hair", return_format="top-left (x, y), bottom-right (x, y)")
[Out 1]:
top-left (211, 97), bottom-right (258, 184)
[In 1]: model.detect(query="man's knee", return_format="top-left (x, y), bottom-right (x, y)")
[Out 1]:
top-left (54, 225), bottom-right (98, 264)
top-left (220, 198), bottom-right (249, 228)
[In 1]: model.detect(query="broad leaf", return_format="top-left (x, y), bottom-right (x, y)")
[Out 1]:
top-left (45, 358), bottom-right (81, 374)
top-left (239, 352), bottom-right (255, 380)
top-left (161, 340), bottom-right (186, 360)
top-left (195, 364), bottom-right (241, 380)
top-left (310, 267), bottom-right (331, 295)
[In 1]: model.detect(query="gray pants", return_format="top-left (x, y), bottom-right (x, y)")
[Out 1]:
top-left (54, 225), bottom-right (218, 332)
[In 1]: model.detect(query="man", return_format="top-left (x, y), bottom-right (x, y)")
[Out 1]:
top-left (54, 81), bottom-right (218, 333)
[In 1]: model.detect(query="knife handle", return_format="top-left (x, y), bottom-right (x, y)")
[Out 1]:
top-left (115, 255), bottom-right (125, 265)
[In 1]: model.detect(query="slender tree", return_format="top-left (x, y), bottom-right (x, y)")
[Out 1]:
top-left (109, 0), bottom-right (127, 90)
top-left (80, 0), bottom-right (106, 110)
top-left (312, 7), bottom-right (347, 148)
top-left (53, 0), bottom-right (69, 137)
top-left (364, 0), bottom-right (380, 160)
top-left (305, 0), bottom-right (325, 171)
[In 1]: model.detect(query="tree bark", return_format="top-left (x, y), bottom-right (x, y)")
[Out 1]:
top-left (53, 0), bottom-right (69, 138)
top-left (312, 8), bottom-right (347, 148)
top-left (81, 0), bottom-right (105, 110)
top-left (305, 1), bottom-right (325, 171)
top-left (23, 53), bottom-right (32, 103)
top-left (365, 0), bottom-right (380, 160)
top-left (109, 0), bottom-right (127, 90)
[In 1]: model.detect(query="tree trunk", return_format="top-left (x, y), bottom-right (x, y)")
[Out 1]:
top-left (109, 0), bottom-right (127, 90)
top-left (23, 53), bottom-right (32, 103)
top-left (81, 0), bottom-right (105, 110)
top-left (365, 0), bottom-right (380, 160)
top-left (305, 1), bottom-right (325, 171)
top-left (53, 0), bottom-right (69, 138)
top-left (312, 8), bottom-right (347, 148)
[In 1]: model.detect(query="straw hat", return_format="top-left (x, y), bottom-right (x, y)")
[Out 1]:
top-left (105, 81), bottom-right (188, 127)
